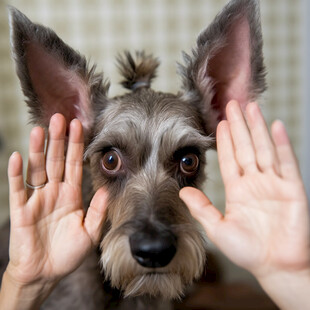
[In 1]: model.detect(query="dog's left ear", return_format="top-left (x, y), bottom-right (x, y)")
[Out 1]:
top-left (180, 0), bottom-right (266, 137)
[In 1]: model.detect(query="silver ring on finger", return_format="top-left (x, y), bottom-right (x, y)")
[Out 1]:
top-left (25, 181), bottom-right (46, 190)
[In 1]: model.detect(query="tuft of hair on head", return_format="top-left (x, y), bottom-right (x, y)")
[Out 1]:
top-left (116, 51), bottom-right (160, 91)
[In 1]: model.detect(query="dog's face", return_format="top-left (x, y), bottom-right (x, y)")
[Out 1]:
top-left (9, 0), bottom-right (265, 299)
top-left (86, 88), bottom-right (211, 298)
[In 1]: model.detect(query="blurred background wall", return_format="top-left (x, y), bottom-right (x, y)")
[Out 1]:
top-left (0, 0), bottom-right (309, 284)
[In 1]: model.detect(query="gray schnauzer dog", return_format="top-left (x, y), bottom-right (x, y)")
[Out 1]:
top-left (0, 0), bottom-right (265, 308)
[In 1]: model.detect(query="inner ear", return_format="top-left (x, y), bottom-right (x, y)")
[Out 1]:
top-left (26, 42), bottom-right (92, 133)
top-left (207, 17), bottom-right (251, 120)
top-left (180, 0), bottom-right (266, 139)
top-left (9, 6), bottom-right (109, 144)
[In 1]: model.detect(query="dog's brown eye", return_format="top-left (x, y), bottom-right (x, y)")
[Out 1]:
top-left (180, 154), bottom-right (199, 175)
top-left (101, 150), bottom-right (122, 173)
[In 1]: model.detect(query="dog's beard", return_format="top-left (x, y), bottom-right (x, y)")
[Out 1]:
top-left (123, 273), bottom-right (184, 300)
top-left (100, 229), bottom-right (207, 300)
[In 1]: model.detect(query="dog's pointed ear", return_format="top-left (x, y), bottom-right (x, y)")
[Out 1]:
top-left (8, 6), bottom-right (109, 140)
top-left (180, 0), bottom-right (266, 137)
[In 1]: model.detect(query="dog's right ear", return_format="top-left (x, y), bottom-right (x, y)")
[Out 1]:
top-left (8, 7), bottom-right (109, 141)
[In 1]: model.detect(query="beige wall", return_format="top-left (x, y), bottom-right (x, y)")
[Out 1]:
top-left (0, 0), bottom-right (307, 282)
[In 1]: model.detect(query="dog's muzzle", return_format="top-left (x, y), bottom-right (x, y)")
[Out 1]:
top-left (129, 225), bottom-right (177, 268)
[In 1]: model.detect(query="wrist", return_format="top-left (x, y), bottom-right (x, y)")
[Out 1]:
top-left (0, 266), bottom-right (56, 310)
top-left (256, 268), bottom-right (310, 310)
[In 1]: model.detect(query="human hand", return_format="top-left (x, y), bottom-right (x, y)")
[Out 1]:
top-left (180, 100), bottom-right (310, 280)
top-left (6, 114), bottom-right (108, 287)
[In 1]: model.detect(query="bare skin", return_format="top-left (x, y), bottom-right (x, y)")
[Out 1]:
top-left (180, 100), bottom-right (310, 310)
top-left (0, 114), bottom-right (108, 310)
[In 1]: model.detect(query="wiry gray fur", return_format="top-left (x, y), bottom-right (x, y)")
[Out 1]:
top-left (1, 1), bottom-right (266, 309)
top-left (116, 51), bottom-right (160, 91)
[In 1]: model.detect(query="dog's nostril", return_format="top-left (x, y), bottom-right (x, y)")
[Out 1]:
top-left (129, 229), bottom-right (177, 268)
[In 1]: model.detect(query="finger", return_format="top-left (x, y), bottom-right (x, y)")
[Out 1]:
top-left (217, 120), bottom-right (241, 184)
top-left (179, 187), bottom-right (223, 241)
top-left (26, 126), bottom-right (46, 197)
top-left (246, 102), bottom-right (279, 173)
top-left (46, 114), bottom-right (66, 182)
top-left (64, 119), bottom-right (84, 186)
top-left (8, 152), bottom-right (26, 208)
top-left (271, 120), bottom-right (300, 180)
top-left (226, 100), bottom-right (257, 173)
top-left (84, 187), bottom-right (109, 245)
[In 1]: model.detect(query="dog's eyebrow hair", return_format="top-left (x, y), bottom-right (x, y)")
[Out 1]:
top-left (153, 122), bottom-right (213, 166)
top-left (91, 135), bottom-right (128, 153)
top-left (159, 123), bottom-right (213, 153)
top-left (84, 126), bottom-right (152, 162)
top-left (84, 133), bottom-right (130, 159)
top-left (176, 132), bottom-right (213, 150)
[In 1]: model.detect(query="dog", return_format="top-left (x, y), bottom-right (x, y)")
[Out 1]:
top-left (0, 0), bottom-right (266, 308)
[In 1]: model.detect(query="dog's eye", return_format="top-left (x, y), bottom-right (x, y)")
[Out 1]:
top-left (180, 154), bottom-right (199, 176)
top-left (101, 150), bottom-right (122, 173)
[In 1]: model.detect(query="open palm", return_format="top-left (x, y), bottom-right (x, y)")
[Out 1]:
top-left (7, 114), bottom-right (107, 285)
top-left (181, 101), bottom-right (309, 279)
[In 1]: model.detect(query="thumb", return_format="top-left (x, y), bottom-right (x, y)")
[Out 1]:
top-left (84, 187), bottom-right (109, 245)
top-left (179, 187), bottom-right (223, 241)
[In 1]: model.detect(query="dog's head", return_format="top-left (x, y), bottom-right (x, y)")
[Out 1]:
top-left (9, 0), bottom-right (265, 299)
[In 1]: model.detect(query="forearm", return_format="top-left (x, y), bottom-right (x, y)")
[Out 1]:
top-left (257, 268), bottom-right (310, 310)
top-left (0, 269), bottom-right (55, 310)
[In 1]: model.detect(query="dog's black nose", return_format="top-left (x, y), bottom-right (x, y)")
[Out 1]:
top-left (129, 227), bottom-right (177, 268)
